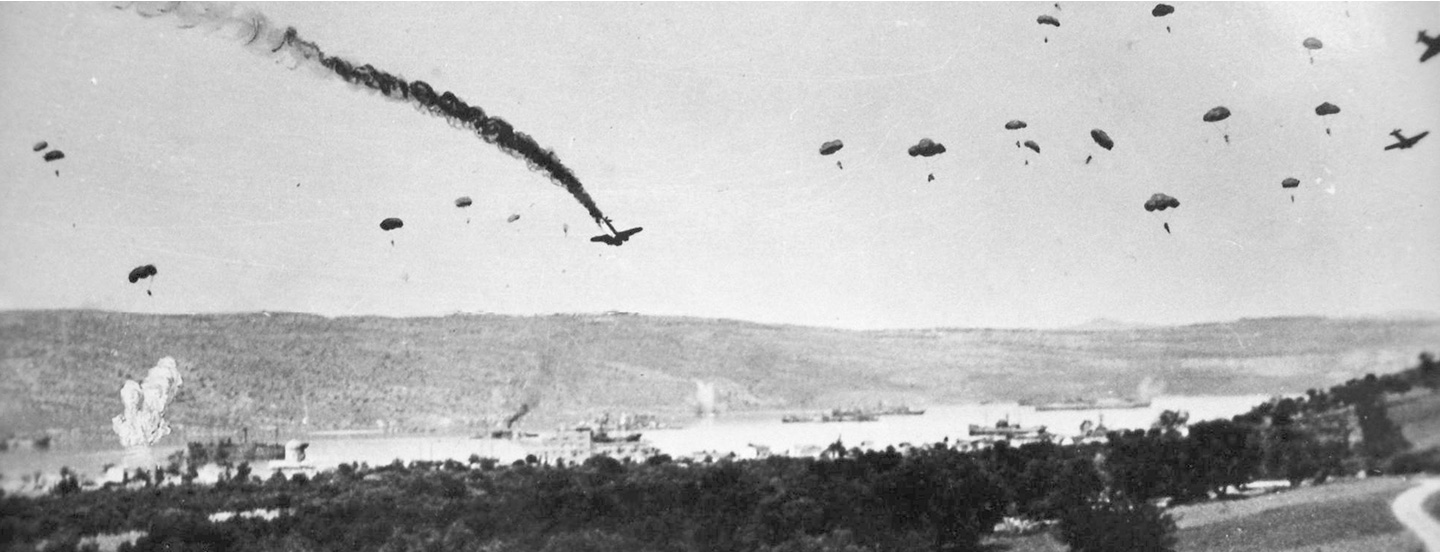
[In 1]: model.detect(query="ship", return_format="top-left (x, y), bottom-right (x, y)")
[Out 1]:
top-left (781, 408), bottom-right (879, 423)
top-left (479, 426), bottom-right (659, 465)
top-left (1032, 398), bottom-right (1151, 411)
top-left (876, 405), bottom-right (927, 416)
top-left (968, 418), bottom-right (1047, 437)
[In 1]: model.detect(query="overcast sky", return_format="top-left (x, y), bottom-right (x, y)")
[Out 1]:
top-left (1, 2), bottom-right (1437, 329)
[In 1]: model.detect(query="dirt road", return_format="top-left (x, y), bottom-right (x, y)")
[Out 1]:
top-left (1392, 478), bottom-right (1440, 552)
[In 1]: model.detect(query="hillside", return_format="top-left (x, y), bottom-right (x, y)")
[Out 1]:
top-left (1, 311), bottom-right (1438, 437)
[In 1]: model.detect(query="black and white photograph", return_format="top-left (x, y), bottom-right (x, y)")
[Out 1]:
top-left (2, 1), bottom-right (1439, 550)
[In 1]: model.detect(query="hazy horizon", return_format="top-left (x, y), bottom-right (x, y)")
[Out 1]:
top-left (3, 2), bottom-right (1438, 330)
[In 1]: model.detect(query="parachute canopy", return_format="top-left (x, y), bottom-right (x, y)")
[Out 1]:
top-left (1203, 106), bottom-right (1232, 123)
top-left (43, 150), bottom-right (65, 162)
top-left (1090, 129), bottom-right (1115, 150)
top-left (128, 264), bottom-right (158, 283)
top-left (507, 214), bottom-right (521, 223)
top-left (819, 140), bottom-right (844, 156)
top-left (1037, 15), bottom-right (1060, 27)
top-left (1315, 102), bottom-right (1341, 116)
top-left (379, 217), bottom-right (403, 231)
top-left (1005, 120), bottom-right (1028, 130)
top-left (455, 196), bottom-right (473, 208)
top-left (1152, 4), bottom-right (1175, 17)
top-left (907, 138), bottom-right (947, 157)
top-left (1303, 37), bottom-right (1323, 50)
top-left (1023, 140), bottom-right (1041, 154)
top-left (32, 141), bottom-right (47, 152)
top-left (1144, 193), bottom-right (1180, 212)
top-left (1281, 177), bottom-right (1300, 189)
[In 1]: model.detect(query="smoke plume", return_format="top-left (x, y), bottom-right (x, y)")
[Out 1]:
top-left (1135, 376), bottom-right (1166, 401)
top-left (695, 380), bottom-right (717, 417)
top-left (115, 2), bottom-right (610, 225)
top-left (504, 402), bottom-right (531, 429)
top-left (112, 357), bottom-right (184, 447)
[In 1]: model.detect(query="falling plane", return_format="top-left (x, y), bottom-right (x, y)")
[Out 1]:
top-left (1384, 129), bottom-right (1430, 150)
top-left (1420, 31), bottom-right (1440, 63)
top-left (590, 218), bottom-right (643, 246)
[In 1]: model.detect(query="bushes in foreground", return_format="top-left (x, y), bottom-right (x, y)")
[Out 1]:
top-left (1056, 492), bottom-right (1177, 552)
top-left (5, 447), bottom-right (1013, 552)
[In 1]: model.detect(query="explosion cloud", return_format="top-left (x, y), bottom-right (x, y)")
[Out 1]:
top-left (115, 1), bottom-right (610, 225)
top-left (112, 357), bottom-right (183, 447)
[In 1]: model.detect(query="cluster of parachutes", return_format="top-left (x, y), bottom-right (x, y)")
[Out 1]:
top-left (31, 140), bottom-right (65, 176)
top-left (813, 51), bottom-right (1358, 237)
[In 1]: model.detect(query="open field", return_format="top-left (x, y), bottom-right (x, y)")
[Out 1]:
top-left (987, 477), bottom-right (1427, 552)
top-left (1391, 391), bottom-right (1440, 451)
top-left (1171, 476), bottom-right (1424, 552)
top-left (1, 310), bottom-right (1437, 436)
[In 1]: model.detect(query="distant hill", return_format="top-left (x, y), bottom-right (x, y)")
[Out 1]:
top-left (1064, 318), bottom-right (1156, 331)
top-left (1, 311), bottom-right (1437, 438)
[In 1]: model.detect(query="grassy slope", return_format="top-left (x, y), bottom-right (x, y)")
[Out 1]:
top-left (1429, 489), bottom-right (1440, 529)
top-left (1171, 476), bottom-right (1423, 552)
top-left (989, 477), bottom-right (1425, 552)
top-left (1390, 391), bottom-right (1440, 451)
top-left (1, 310), bottom-right (1437, 436)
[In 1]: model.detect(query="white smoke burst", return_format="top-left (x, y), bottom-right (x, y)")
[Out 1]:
top-left (112, 357), bottom-right (184, 447)
top-left (695, 380), bottom-right (717, 418)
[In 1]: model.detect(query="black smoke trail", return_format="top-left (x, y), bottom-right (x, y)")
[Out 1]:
top-left (116, 2), bottom-right (610, 225)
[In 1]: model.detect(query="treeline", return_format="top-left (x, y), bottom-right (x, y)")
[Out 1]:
top-left (2, 353), bottom-right (1436, 552)
top-left (4, 446), bottom-right (1168, 552)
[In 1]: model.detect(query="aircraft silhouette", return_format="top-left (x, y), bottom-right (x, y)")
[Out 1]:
top-left (590, 218), bottom-right (643, 246)
top-left (1420, 31), bottom-right (1440, 63)
top-left (1384, 129), bottom-right (1430, 151)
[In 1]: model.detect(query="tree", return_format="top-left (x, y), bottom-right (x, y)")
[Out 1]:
top-left (1056, 493), bottom-right (1177, 552)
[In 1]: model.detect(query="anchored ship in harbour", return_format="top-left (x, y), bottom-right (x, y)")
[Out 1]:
top-left (967, 417), bottom-right (1047, 438)
top-left (1030, 398), bottom-right (1152, 411)
top-left (781, 403), bottom-right (926, 423)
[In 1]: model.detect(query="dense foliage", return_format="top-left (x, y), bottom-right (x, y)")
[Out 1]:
top-left (3, 448), bottom-right (1014, 552)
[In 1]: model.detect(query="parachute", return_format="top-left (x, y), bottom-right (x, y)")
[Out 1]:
top-left (1152, 4), bottom-right (1174, 32)
top-left (455, 196), bottom-right (473, 208)
top-left (1023, 140), bottom-right (1041, 154)
top-left (128, 264), bottom-right (158, 283)
top-left (1203, 106), bottom-right (1233, 143)
top-left (1303, 37), bottom-right (1323, 64)
top-left (1282, 177), bottom-right (1300, 202)
top-left (43, 150), bottom-right (65, 162)
top-left (1005, 120), bottom-right (1028, 130)
top-left (1090, 129), bottom-right (1114, 150)
top-left (1315, 102), bottom-right (1340, 135)
top-left (1145, 193), bottom-right (1179, 234)
top-left (379, 217), bottom-right (403, 231)
top-left (907, 138), bottom-right (947, 157)
top-left (819, 140), bottom-right (844, 156)
top-left (1202, 106), bottom-right (1231, 122)
top-left (507, 214), bottom-right (521, 223)
top-left (1036, 14), bottom-right (1059, 43)
top-left (1144, 193), bottom-right (1180, 212)
top-left (32, 141), bottom-right (47, 152)
top-left (128, 264), bottom-right (158, 296)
